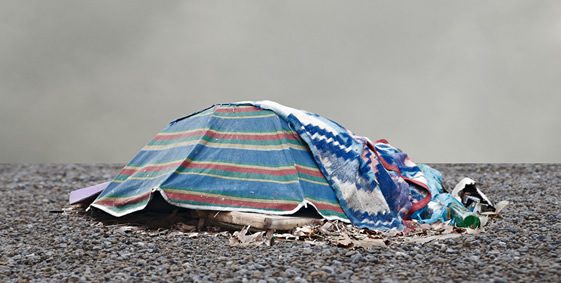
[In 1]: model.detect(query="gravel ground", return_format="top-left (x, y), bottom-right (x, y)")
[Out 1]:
top-left (0, 164), bottom-right (560, 282)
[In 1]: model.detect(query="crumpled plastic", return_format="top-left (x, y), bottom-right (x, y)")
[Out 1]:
top-left (451, 177), bottom-right (495, 213)
top-left (410, 165), bottom-right (505, 228)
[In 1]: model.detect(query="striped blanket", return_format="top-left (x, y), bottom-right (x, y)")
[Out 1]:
top-left (91, 101), bottom-right (431, 230)
top-left (91, 103), bottom-right (348, 222)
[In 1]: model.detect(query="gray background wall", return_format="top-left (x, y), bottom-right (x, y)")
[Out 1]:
top-left (1, 0), bottom-right (560, 163)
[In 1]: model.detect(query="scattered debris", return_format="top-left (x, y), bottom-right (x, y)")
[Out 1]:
top-left (269, 221), bottom-right (382, 249)
top-left (258, 214), bottom-right (509, 248)
top-left (66, 169), bottom-right (509, 248)
top-left (49, 205), bottom-right (84, 214)
top-left (229, 226), bottom-right (274, 247)
top-left (62, 194), bottom-right (507, 248)
top-left (412, 177), bottom-right (508, 229)
top-left (481, 200), bottom-right (510, 217)
top-left (452, 177), bottom-right (496, 213)
top-left (115, 225), bottom-right (138, 234)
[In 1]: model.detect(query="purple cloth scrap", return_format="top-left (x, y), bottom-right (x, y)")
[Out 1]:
top-left (69, 181), bottom-right (110, 205)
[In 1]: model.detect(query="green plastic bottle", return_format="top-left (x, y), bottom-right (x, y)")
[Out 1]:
top-left (448, 202), bottom-right (481, 228)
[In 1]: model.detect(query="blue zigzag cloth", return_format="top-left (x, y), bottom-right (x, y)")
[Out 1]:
top-left (253, 101), bottom-right (431, 230)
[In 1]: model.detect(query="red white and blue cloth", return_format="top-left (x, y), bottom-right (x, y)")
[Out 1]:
top-left (254, 101), bottom-right (431, 230)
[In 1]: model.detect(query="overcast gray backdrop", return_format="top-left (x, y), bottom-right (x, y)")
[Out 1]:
top-left (1, 1), bottom-right (560, 163)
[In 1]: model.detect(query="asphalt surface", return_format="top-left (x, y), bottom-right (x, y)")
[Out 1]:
top-left (0, 164), bottom-right (560, 282)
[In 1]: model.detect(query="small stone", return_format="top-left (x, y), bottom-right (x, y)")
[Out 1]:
top-left (286, 268), bottom-right (299, 277)
top-left (321, 266), bottom-right (335, 275)
top-left (351, 253), bottom-right (363, 263)
top-left (332, 260), bottom-right (342, 266)
top-left (341, 270), bottom-right (353, 279)
top-left (395, 251), bottom-right (409, 258)
top-left (252, 271), bottom-right (263, 278)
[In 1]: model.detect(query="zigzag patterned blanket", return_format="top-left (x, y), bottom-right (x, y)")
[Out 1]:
top-left (253, 101), bottom-right (431, 230)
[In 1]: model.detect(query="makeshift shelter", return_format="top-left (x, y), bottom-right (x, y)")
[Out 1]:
top-left (74, 101), bottom-right (438, 231)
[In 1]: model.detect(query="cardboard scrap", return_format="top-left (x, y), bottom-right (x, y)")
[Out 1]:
top-left (480, 200), bottom-right (510, 217)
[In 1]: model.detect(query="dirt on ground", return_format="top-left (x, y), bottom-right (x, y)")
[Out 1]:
top-left (0, 164), bottom-right (560, 282)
